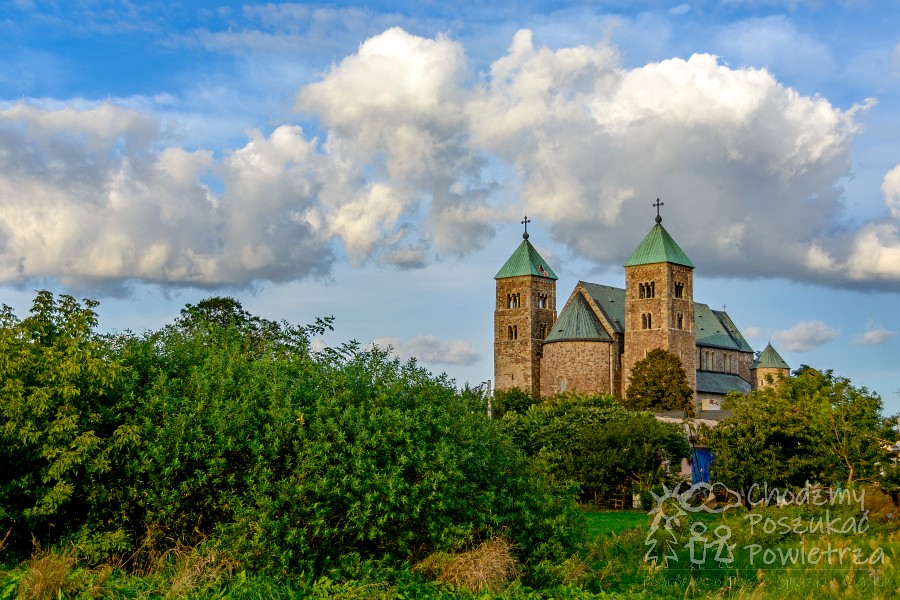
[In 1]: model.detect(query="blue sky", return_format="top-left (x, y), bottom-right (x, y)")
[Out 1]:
top-left (1, 1), bottom-right (899, 412)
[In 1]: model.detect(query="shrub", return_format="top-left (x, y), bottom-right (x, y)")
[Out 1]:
top-left (0, 292), bottom-right (585, 580)
top-left (503, 393), bottom-right (689, 504)
top-left (0, 293), bottom-right (130, 561)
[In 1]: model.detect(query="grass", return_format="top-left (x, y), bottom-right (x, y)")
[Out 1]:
top-left (579, 492), bottom-right (900, 599)
top-left (583, 509), bottom-right (648, 539)
top-left (3, 500), bottom-right (899, 599)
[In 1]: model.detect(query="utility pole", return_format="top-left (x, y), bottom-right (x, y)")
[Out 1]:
top-left (894, 390), bottom-right (900, 435)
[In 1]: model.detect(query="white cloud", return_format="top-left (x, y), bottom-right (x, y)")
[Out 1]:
top-left (371, 335), bottom-right (480, 366)
top-left (742, 326), bottom-right (762, 339)
top-left (852, 320), bottom-right (897, 346)
top-left (882, 164), bottom-right (900, 219)
top-left (843, 222), bottom-right (900, 282)
top-left (310, 337), bottom-right (327, 353)
top-left (0, 104), bottom-right (335, 289)
top-left (773, 320), bottom-right (840, 352)
top-left (0, 27), bottom-right (896, 291)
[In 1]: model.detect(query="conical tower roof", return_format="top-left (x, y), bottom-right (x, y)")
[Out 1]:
top-left (495, 238), bottom-right (557, 280)
top-left (753, 343), bottom-right (790, 370)
top-left (624, 222), bottom-right (694, 268)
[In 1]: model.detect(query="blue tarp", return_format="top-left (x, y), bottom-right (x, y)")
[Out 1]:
top-left (691, 448), bottom-right (714, 483)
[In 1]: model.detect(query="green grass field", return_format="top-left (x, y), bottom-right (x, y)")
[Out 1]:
top-left (582, 508), bottom-right (648, 538)
top-left (3, 503), bottom-right (899, 598)
top-left (579, 497), bottom-right (900, 600)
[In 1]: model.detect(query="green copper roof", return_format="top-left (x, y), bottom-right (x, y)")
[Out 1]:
top-left (694, 304), bottom-right (754, 352)
top-left (545, 293), bottom-right (611, 343)
top-left (696, 371), bottom-right (752, 395)
top-left (580, 282), bottom-right (625, 334)
top-left (624, 223), bottom-right (694, 268)
top-left (753, 343), bottom-right (790, 370)
top-left (494, 238), bottom-right (558, 280)
top-left (574, 282), bottom-right (752, 353)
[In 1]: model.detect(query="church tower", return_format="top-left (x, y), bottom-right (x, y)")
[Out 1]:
top-left (751, 343), bottom-right (790, 390)
top-left (623, 201), bottom-right (697, 394)
top-left (494, 218), bottom-right (557, 395)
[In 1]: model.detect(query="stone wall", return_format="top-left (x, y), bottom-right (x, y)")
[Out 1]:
top-left (752, 366), bottom-right (790, 390)
top-left (623, 262), bottom-right (696, 393)
top-left (540, 340), bottom-right (615, 396)
top-left (494, 275), bottom-right (557, 395)
top-left (697, 348), bottom-right (754, 381)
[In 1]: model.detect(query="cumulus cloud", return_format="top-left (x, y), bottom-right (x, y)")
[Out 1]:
top-left (852, 320), bottom-right (897, 346)
top-left (1, 27), bottom-right (898, 291)
top-left (773, 320), bottom-right (840, 352)
top-left (371, 335), bottom-right (481, 366)
top-left (297, 27), bottom-right (497, 256)
top-left (882, 164), bottom-right (900, 219)
top-left (742, 326), bottom-right (762, 339)
top-left (0, 103), bottom-right (335, 290)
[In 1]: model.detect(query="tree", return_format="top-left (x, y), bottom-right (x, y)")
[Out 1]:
top-left (491, 387), bottom-right (540, 419)
top-left (0, 292), bottom-right (128, 558)
top-left (705, 368), bottom-right (889, 489)
top-left (624, 348), bottom-right (694, 415)
top-left (503, 393), bottom-right (689, 503)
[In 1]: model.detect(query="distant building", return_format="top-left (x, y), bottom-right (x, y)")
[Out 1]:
top-left (493, 207), bottom-right (790, 419)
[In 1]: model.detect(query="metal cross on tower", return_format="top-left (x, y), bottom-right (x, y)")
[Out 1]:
top-left (521, 215), bottom-right (531, 239)
top-left (653, 198), bottom-right (664, 224)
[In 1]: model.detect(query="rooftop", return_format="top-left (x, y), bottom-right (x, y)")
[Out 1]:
top-left (624, 222), bottom-right (694, 268)
top-left (753, 342), bottom-right (790, 370)
top-left (494, 238), bottom-right (558, 280)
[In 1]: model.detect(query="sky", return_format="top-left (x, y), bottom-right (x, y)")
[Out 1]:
top-left (1, 0), bottom-right (899, 412)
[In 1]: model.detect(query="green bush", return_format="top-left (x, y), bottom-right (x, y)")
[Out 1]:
top-left (0, 292), bottom-right (584, 580)
top-left (0, 292), bottom-right (131, 560)
top-left (705, 368), bottom-right (889, 489)
top-left (502, 394), bottom-right (689, 504)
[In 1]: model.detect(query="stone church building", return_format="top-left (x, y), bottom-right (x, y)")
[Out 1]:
top-left (494, 210), bottom-right (790, 416)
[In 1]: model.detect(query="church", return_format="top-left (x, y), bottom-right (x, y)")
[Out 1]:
top-left (493, 205), bottom-right (791, 417)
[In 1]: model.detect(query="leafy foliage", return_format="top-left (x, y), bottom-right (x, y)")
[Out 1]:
top-left (502, 394), bottom-right (689, 503)
top-left (491, 387), bottom-right (541, 419)
top-left (0, 292), bottom-right (127, 558)
top-left (705, 368), bottom-right (891, 489)
top-left (0, 292), bottom-right (583, 579)
top-left (624, 349), bottom-right (694, 415)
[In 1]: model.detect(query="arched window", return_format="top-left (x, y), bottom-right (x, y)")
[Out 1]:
top-left (639, 283), bottom-right (645, 299)
top-left (676, 313), bottom-right (683, 329)
top-left (641, 314), bottom-right (647, 329)
top-left (649, 282), bottom-right (655, 298)
top-left (674, 282), bottom-right (684, 299)
top-left (647, 313), bottom-right (652, 329)
top-left (513, 325), bottom-right (518, 340)
top-left (507, 326), bottom-right (513, 340)
top-left (557, 376), bottom-right (567, 392)
top-left (539, 323), bottom-right (547, 339)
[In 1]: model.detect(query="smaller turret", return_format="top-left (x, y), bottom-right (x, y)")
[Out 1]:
top-left (751, 343), bottom-right (790, 390)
